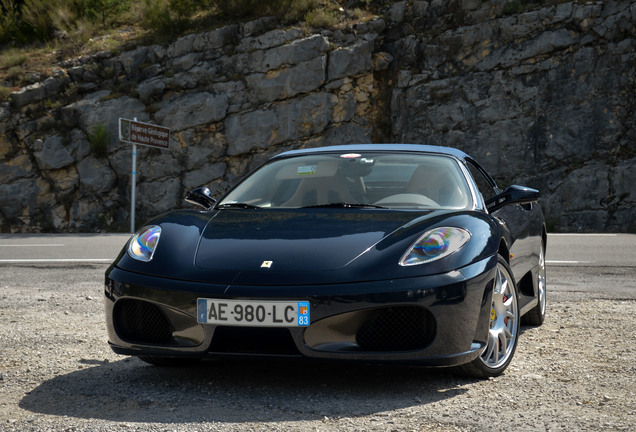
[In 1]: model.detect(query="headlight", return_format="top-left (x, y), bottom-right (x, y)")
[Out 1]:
top-left (399, 227), bottom-right (470, 266)
top-left (128, 225), bottom-right (162, 262)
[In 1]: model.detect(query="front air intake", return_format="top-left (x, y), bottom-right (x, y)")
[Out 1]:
top-left (356, 306), bottom-right (435, 351)
top-left (114, 299), bottom-right (172, 344)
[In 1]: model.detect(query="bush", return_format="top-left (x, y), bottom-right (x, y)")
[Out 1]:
top-left (82, 0), bottom-right (130, 26)
top-left (141, 0), bottom-right (211, 36)
top-left (0, 86), bottom-right (11, 102)
top-left (503, 0), bottom-right (526, 15)
top-left (87, 124), bottom-right (110, 158)
top-left (0, 0), bottom-right (133, 45)
top-left (305, 7), bottom-right (340, 28)
top-left (19, 0), bottom-right (66, 42)
top-left (214, 0), bottom-right (291, 18)
top-left (213, 0), bottom-right (319, 23)
top-left (281, 0), bottom-right (320, 24)
top-left (0, 0), bottom-right (23, 44)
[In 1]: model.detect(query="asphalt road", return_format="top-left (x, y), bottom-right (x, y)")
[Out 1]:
top-left (545, 233), bottom-right (636, 268)
top-left (1, 232), bottom-right (635, 269)
top-left (0, 233), bottom-right (130, 264)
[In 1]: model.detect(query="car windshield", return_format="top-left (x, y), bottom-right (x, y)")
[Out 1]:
top-left (219, 152), bottom-right (473, 210)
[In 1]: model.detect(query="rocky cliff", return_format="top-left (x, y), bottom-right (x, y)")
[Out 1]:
top-left (1, 0), bottom-right (634, 233)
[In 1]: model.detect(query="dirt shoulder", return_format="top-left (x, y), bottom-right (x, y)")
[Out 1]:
top-left (0, 264), bottom-right (634, 431)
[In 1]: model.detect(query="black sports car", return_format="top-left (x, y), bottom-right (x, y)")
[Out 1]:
top-left (105, 144), bottom-right (547, 378)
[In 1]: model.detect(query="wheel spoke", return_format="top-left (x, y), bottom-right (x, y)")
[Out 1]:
top-left (500, 278), bottom-right (509, 296)
top-left (499, 333), bottom-right (508, 354)
top-left (491, 333), bottom-right (500, 364)
top-left (483, 332), bottom-right (496, 363)
top-left (503, 326), bottom-right (512, 340)
top-left (503, 295), bottom-right (512, 307)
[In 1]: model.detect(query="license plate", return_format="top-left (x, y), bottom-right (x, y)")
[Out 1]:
top-left (197, 299), bottom-right (310, 327)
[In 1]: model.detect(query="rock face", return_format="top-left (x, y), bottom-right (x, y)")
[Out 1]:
top-left (1, 1), bottom-right (634, 233)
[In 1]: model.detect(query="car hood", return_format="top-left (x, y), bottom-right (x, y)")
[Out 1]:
top-left (114, 208), bottom-right (498, 286)
top-left (194, 209), bottom-right (423, 272)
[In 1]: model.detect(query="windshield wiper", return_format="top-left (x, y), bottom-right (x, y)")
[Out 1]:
top-left (217, 202), bottom-right (261, 209)
top-left (302, 202), bottom-right (387, 209)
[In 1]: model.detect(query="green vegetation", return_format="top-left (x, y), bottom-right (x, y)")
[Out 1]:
top-left (87, 124), bottom-right (110, 158)
top-left (0, 0), bottom-right (133, 45)
top-left (305, 7), bottom-right (340, 28)
top-left (140, 0), bottom-right (202, 36)
top-left (1, 49), bottom-right (28, 69)
top-left (0, 85), bottom-right (10, 101)
top-left (0, 0), bottom-right (375, 88)
top-left (0, 0), bottom-right (371, 46)
top-left (503, 1), bottom-right (526, 16)
top-left (216, 0), bottom-right (320, 23)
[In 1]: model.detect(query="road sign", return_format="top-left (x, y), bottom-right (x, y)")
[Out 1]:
top-left (119, 118), bottom-right (170, 149)
top-left (119, 118), bottom-right (171, 233)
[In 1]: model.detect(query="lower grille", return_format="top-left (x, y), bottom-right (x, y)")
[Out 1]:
top-left (356, 306), bottom-right (435, 351)
top-left (114, 299), bottom-right (172, 344)
top-left (209, 326), bottom-right (300, 355)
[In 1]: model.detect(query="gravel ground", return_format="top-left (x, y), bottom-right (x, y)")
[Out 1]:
top-left (0, 263), bottom-right (634, 431)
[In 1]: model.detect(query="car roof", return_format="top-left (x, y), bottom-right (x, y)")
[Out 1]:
top-left (273, 144), bottom-right (471, 162)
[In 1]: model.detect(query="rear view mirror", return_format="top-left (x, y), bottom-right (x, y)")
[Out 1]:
top-left (185, 187), bottom-right (217, 210)
top-left (486, 185), bottom-right (539, 213)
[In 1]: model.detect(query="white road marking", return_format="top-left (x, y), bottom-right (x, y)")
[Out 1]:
top-left (548, 233), bottom-right (617, 236)
top-left (0, 244), bottom-right (65, 247)
top-left (547, 260), bottom-right (592, 264)
top-left (0, 259), bottom-right (112, 263)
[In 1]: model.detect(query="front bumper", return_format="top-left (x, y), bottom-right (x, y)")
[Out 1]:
top-left (105, 255), bottom-right (497, 367)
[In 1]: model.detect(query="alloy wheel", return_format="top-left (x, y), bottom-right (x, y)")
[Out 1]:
top-left (480, 261), bottom-right (519, 369)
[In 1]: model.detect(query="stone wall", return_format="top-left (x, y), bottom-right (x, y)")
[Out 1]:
top-left (385, 0), bottom-right (636, 232)
top-left (0, 0), bottom-right (634, 233)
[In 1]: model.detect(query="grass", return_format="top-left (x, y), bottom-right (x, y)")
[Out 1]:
top-left (0, 86), bottom-right (10, 101)
top-left (305, 7), bottom-right (341, 28)
top-left (1, 49), bottom-right (28, 69)
top-left (0, 29), bottom-right (144, 89)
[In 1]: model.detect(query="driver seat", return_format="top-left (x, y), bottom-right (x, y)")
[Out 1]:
top-left (406, 165), bottom-right (464, 207)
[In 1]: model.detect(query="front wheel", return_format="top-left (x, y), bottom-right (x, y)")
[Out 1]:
top-left (458, 256), bottom-right (520, 378)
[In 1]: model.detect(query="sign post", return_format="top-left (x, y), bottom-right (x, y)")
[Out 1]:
top-left (119, 118), bottom-right (171, 233)
top-left (131, 140), bottom-right (136, 234)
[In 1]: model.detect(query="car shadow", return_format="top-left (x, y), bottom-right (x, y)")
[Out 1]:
top-left (20, 357), bottom-right (475, 424)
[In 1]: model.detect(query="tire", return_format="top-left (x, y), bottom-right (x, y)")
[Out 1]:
top-left (522, 243), bottom-right (547, 326)
top-left (457, 255), bottom-right (520, 378)
top-left (138, 356), bottom-right (201, 367)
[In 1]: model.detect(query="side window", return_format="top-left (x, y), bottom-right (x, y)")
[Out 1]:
top-left (466, 161), bottom-right (498, 202)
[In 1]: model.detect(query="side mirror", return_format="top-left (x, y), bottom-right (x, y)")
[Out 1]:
top-left (486, 185), bottom-right (539, 213)
top-left (185, 187), bottom-right (217, 210)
